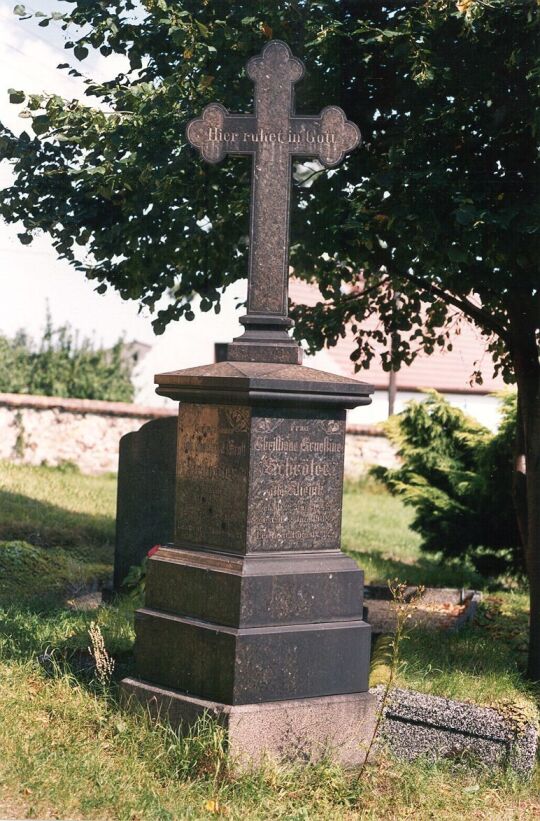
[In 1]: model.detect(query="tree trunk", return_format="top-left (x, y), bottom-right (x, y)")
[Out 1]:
top-left (509, 300), bottom-right (540, 680)
top-left (522, 379), bottom-right (540, 681)
top-left (512, 394), bottom-right (528, 556)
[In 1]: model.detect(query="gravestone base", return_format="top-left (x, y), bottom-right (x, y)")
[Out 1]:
top-left (122, 677), bottom-right (378, 768)
top-left (122, 360), bottom-right (375, 767)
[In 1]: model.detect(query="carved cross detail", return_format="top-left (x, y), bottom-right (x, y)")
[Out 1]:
top-left (187, 40), bottom-right (360, 361)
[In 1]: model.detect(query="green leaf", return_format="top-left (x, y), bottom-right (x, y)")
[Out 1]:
top-left (74, 44), bottom-right (89, 61)
top-left (455, 207), bottom-right (475, 226)
top-left (13, 4), bottom-right (26, 16)
top-left (447, 246), bottom-right (468, 263)
top-left (8, 89), bottom-right (25, 104)
top-left (32, 114), bottom-right (50, 135)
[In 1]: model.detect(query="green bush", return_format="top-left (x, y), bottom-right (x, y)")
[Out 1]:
top-left (372, 391), bottom-right (522, 578)
top-left (0, 312), bottom-right (135, 402)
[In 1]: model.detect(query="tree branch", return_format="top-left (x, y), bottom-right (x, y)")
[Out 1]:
top-left (340, 275), bottom-right (392, 304)
top-left (393, 270), bottom-right (511, 344)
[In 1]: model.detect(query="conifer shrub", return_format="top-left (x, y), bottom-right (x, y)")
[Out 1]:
top-left (372, 391), bottom-right (522, 578)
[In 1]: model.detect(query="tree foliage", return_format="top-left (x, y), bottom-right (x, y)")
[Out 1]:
top-left (0, 314), bottom-right (135, 402)
top-left (373, 391), bottom-right (522, 578)
top-left (0, 1), bottom-right (537, 371)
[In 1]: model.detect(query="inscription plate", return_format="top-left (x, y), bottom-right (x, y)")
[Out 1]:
top-left (176, 404), bottom-right (250, 551)
top-left (247, 409), bottom-right (346, 552)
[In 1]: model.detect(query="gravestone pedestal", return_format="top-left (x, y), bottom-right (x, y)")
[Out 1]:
top-left (122, 361), bottom-right (376, 765)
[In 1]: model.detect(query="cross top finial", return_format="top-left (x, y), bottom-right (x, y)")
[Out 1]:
top-left (248, 39), bottom-right (304, 84)
top-left (187, 41), bottom-right (361, 365)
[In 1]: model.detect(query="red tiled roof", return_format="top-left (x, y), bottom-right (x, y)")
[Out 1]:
top-left (289, 279), bottom-right (507, 395)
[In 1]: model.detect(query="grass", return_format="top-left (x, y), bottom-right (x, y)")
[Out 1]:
top-left (0, 655), bottom-right (538, 821)
top-left (0, 460), bottom-right (115, 554)
top-left (0, 461), bottom-right (538, 819)
top-left (343, 478), bottom-right (537, 710)
top-left (0, 461), bottom-right (115, 601)
top-left (342, 477), bottom-right (486, 590)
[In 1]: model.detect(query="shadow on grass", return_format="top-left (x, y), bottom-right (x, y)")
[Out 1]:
top-left (0, 595), bottom-right (136, 687)
top-left (0, 489), bottom-right (115, 554)
top-left (347, 546), bottom-right (487, 590)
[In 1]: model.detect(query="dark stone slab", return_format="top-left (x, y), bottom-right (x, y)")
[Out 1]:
top-left (134, 607), bottom-right (371, 705)
top-left (113, 416), bottom-right (177, 591)
top-left (145, 546), bottom-right (364, 628)
top-left (174, 402), bottom-right (347, 554)
top-left (126, 364), bottom-right (374, 711)
top-left (175, 403), bottom-right (250, 551)
top-left (122, 43), bottom-right (371, 743)
top-left (156, 360), bottom-right (373, 408)
top-left (248, 408), bottom-right (345, 551)
top-left (225, 339), bottom-right (303, 365)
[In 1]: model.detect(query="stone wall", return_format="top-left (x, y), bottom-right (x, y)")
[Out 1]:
top-left (0, 393), bottom-right (174, 475)
top-left (345, 424), bottom-right (399, 477)
top-left (0, 392), bottom-right (396, 476)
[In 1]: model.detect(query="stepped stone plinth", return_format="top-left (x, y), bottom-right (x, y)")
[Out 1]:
top-left (123, 362), bottom-right (376, 764)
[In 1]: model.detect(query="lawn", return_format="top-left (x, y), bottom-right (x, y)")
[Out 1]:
top-left (0, 461), bottom-right (538, 820)
top-left (0, 461), bottom-right (115, 601)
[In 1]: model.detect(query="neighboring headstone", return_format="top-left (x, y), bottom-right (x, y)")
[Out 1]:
top-left (122, 41), bottom-right (376, 766)
top-left (113, 417), bottom-right (177, 591)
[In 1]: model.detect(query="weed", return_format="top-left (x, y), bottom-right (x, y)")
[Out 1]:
top-left (360, 580), bottom-right (426, 779)
top-left (88, 621), bottom-right (115, 687)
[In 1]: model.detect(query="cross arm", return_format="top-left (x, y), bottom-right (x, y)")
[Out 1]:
top-left (289, 109), bottom-right (361, 166)
top-left (187, 105), bottom-right (360, 167)
top-left (187, 104), bottom-right (257, 163)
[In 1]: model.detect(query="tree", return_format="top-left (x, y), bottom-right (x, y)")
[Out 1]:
top-left (0, 1), bottom-right (539, 675)
top-left (0, 313), bottom-right (136, 402)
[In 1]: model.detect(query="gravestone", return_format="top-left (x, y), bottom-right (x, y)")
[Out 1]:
top-left (113, 417), bottom-right (177, 591)
top-left (122, 41), bottom-right (376, 765)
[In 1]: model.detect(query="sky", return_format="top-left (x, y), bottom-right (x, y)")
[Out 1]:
top-left (0, 0), bottom-right (246, 403)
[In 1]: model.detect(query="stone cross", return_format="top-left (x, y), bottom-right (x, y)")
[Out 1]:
top-left (187, 40), bottom-right (360, 362)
